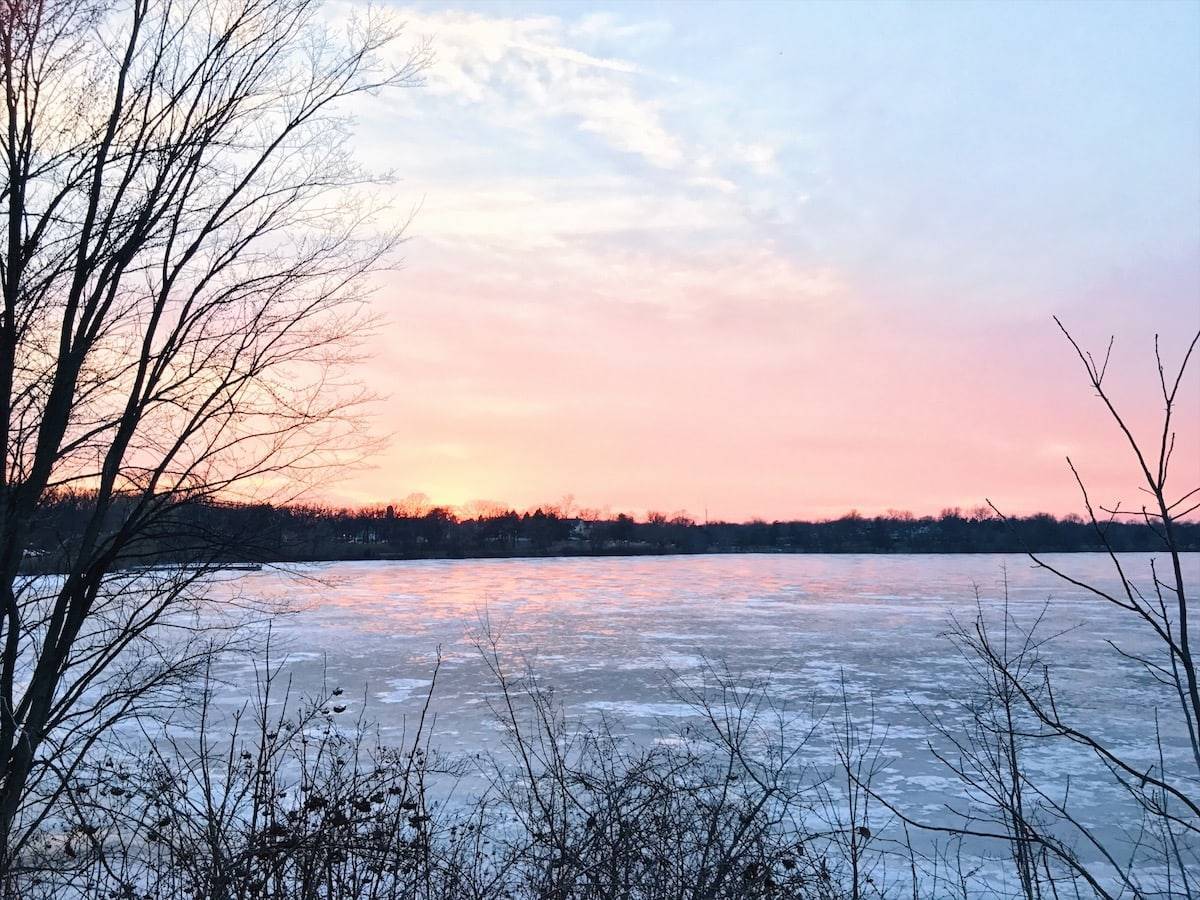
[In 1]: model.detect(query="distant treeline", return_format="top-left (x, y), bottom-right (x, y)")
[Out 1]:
top-left (21, 494), bottom-right (1200, 571)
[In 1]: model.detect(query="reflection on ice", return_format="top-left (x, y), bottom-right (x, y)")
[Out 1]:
top-left (375, 678), bottom-right (435, 704)
top-left (203, 552), bottom-right (1197, 849)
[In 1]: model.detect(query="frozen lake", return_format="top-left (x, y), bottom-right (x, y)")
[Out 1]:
top-left (204, 551), bottom-right (1197, 883)
top-left (217, 553), bottom-right (1195, 732)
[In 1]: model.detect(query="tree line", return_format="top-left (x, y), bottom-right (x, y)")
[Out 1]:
top-left (20, 494), bottom-right (1200, 571)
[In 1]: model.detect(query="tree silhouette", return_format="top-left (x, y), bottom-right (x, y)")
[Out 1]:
top-left (0, 0), bottom-right (427, 871)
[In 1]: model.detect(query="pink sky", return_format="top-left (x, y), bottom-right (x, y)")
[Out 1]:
top-left (317, 4), bottom-right (1200, 521)
top-left (331, 256), bottom-right (1199, 521)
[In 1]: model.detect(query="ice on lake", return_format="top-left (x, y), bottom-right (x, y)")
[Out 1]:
top-left (203, 551), bottom-right (1197, 865)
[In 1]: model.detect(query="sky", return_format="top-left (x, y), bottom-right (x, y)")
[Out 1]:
top-left (330, 0), bottom-right (1200, 521)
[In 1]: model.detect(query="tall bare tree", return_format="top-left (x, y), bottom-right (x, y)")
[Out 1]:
top-left (0, 0), bottom-right (427, 873)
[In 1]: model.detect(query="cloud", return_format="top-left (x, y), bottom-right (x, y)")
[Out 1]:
top-left (398, 233), bottom-right (849, 333)
top-left (404, 176), bottom-right (748, 251)
top-left (733, 142), bottom-right (779, 176)
top-left (687, 175), bottom-right (738, 194)
top-left (363, 7), bottom-right (842, 359)
top-left (396, 10), bottom-right (683, 169)
top-left (567, 12), bottom-right (672, 45)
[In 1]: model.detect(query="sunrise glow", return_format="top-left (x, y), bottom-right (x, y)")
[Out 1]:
top-left (322, 1), bottom-right (1200, 521)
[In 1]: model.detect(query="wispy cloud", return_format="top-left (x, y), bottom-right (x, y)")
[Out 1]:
top-left (389, 8), bottom-right (784, 186)
top-left (732, 142), bottom-right (778, 177)
top-left (367, 6), bottom-right (809, 324)
top-left (400, 10), bottom-right (684, 169)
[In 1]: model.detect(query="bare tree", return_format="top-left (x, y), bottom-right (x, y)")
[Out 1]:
top-left (9, 631), bottom-right (915, 900)
top-left (0, 0), bottom-right (428, 875)
top-left (887, 320), bottom-right (1200, 897)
